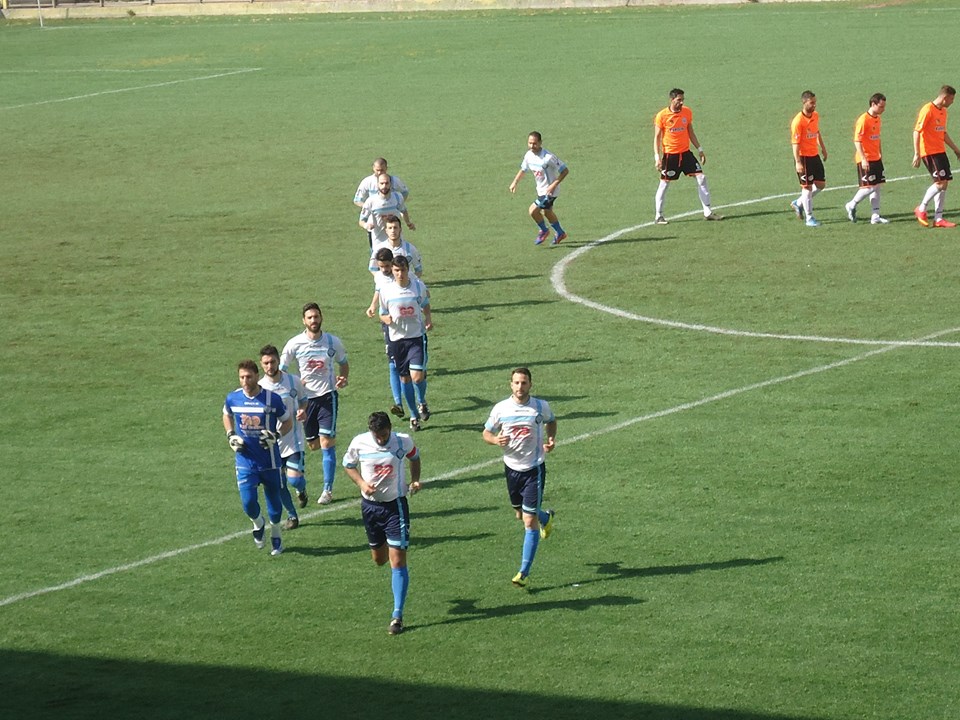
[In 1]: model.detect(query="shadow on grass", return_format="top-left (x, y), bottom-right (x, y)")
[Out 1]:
top-left (530, 557), bottom-right (785, 595)
top-left (434, 299), bottom-right (555, 314)
top-left (431, 357), bottom-right (590, 377)
top-left (0, 648), bottom-right (828, 720)
top-left (427, 273), bottom-right (540, 288)
top-left (413, 594), bottom-right (644, 630)
top-left (426, 471), bottom-right (503, 491)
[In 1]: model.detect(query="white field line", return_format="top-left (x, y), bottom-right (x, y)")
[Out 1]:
top-left (551, 173), bottom-right (960, 349)
top-left (0, 67), bottom-right (261, 111)
top-left (4, 324), bottom-right (956, 609)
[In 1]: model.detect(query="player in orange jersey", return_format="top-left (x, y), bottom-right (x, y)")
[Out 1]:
top-left (790, 90), bottom-right (828, 227)
top-left (912, 85), bottom-right (960, 228)
top-left (844, 93), bottom-right (888, 225)
top-left (652, 88), bottom-right (722, 225)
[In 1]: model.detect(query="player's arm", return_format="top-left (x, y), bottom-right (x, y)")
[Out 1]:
top-left (407, 451), bottom-right (422, 494)
top-left (853, 139), bottom-right (867, 170)
top-left (278, 415), bottom-right (293, 437)
top-left (422, 302), bottom-right (433, 331)
top-left (945, 130), bottom-right (960, 158)
top-left (653, 124), bottom-right (664, 169)
top-left (818, 131), bottom-right (828, 161)
top-left (482, 425), bottom-right (509, 447)
top-left (223, 409), bottom-right (246, 451)
top-left (222, 412), bottom-right (235, 435)
top-left (546, 164), bottom-right (568, 196)
top-left (544, 419), bottom-right (558, 453)
top-left (912, 129), bottom-right (923, 167)
top-left (367, 289), bottom-right (381, 318)
top-left (509, 168), bottom-right (525, 193)
top-left (687, 124), bottom-right (706, 164)
top-left (401, 208), bottom-right (416, 231)
top-left (336, 360), bottom-right (349, 389)
top-left (344, 464), bottom-right (377, 496)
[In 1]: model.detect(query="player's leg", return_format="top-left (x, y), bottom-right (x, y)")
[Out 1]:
top-left (261, 470), bottom-right (285, 555)
top-left (409, 336), bottom-right (429, 421)
top-left (285, 452), bottom-right (308, 507)
top-left (276, 460), bottom-right (299, 529)
top-left (316, 393), bottom-right (338, 504)
top-left (530, 200), bottom-right (550, 244)
top-left (383, 326), bottom-right (403, 416)
top-left (386, 498), bottom-right (411, 633)
top-left (542, 200), bottom-right (566, 241)
top-left (237, 469), bottom-right (267, 550)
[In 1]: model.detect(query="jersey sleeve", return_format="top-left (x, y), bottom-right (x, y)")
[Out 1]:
top-left (353, 180), bottom-right (368, 205)
top-left (334, 336), bottom-right (348, 364)
top-left (484, 407), bottom-right (501, 434)
top-left (342, 439), bottom-right (360, 468)
top-left (279, 340), bottom-right (295, 373)
top-left (540, 399), bottom-right (556, 423)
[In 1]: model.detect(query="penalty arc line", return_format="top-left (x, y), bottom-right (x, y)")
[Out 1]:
top-left (0, 68), bottom-right (262, 111)
top-left (3, 325), bottom-right (956, 609)
top-left (551, 173), bottom-right (960, 349)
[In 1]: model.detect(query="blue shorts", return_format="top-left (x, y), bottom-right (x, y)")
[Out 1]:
top-left (535, 194), bottom-right (557, 210)
top-left (660, 150), bottom-right (702, 180)
top-left (236, 467), bottom-right (284, 523)
top-left (388, 335), bottom-right (427, 377)
top-left (304, 392), bottom-right (338, 441)
top-left (505, 462), bottom-right (546, 516)
top-left (361, 497), bottom-right (411, 549)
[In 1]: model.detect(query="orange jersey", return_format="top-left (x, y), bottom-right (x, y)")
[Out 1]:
top-left (853, 111), bottom-right (882, 163)
top-left (914, 101), bottom-right (948, 156)
top-left (655, 106), bottom-right (693, 154)
top-left (791, 111), bottom-right (820, 157)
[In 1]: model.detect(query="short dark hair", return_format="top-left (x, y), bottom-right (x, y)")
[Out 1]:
top-left (302, 302), bottom-right (321, 317)
top-left (392, 255), bottom-right (410, 270)
top-left (511, 367), bottom-right (532, 382)
top-left (368, 411), bottom-right (392, 434)
top-left (528, 131), bottom-right (542, 142)
top-left (941, 85), bottom-right (957, 97)
top-left (669, 88), bottom-right (684, 99)
top-left (374, 247), bottom-right (394, 263)
top-left (869, 93), bottom-right (886, 106)
top-left (801, 90), bottom-right (816, 102)
top-left (237, 359), bottom-right (258, 374)
top-left (259, 344), bottom-right (280, 359)
top-left (383, 214), bottom-right (402, 227)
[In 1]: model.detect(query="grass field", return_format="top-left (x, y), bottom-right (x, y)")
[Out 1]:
top-left (2, 2), bottom-right (960, 718)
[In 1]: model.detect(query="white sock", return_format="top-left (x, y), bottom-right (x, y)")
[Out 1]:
top-left (851, 187), bottom-right (872, 206)
top-left (270, 522), bottom-right (281, 539)
top-left (655, 180), bottom-right (669, 216)
top-left (921, 183), bottom-right (939, 209)
top-left (933, 189), bottom-right (946, 220)
top-left (252, 515), bottom-right (265, 531)
top-left (811, 184), bottom-right (823, 197)
top-left (696, 173), bottom-right (712, 215)
top-left (869, 189), bottom-right (881, 215)
top-left (801, 188), bottom-right (813, 217)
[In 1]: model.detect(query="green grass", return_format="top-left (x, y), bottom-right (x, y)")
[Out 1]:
top-left (2, 2), bottom-right (960, 719)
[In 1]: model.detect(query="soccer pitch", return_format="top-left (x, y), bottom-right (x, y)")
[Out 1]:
top-left (2, 2), bottom-right (959, 718)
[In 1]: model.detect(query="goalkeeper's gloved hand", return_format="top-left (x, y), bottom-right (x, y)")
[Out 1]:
top-left (227, 431), bottom-right (245, 452)
top-left (259, 429), bottom-right (280, 449)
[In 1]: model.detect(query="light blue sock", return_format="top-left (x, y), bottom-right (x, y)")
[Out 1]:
top-left (414, 379), bottom-right (427, 405)
top-left (391, 566), bottom-right (409, 619)
top-left (388, 361), bottom-right (402, 405)
top-left (287, 473), bottom-right (306, 495)
top-left (519, 528), bottom-right (539, 576)
top-left (402, 382), bottom-right (418, 418)
top-left (550, 221), bottom-right (564, 235)
top-left (322, 447), bottom-right (336, 491)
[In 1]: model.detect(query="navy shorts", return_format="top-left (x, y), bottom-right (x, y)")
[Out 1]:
top-left (388, 335), bottom-right (427, 377)
top-left (361, 497), bottom-right (411, 549)
top-left (535, 195), bottom-right (557, 210)
top-left (304, 392), bottom-right (338, 441)
top-left (505, 462), bottom-right (546, 516)
top-left (283, 451), bottom-right (305, 473)
top-left (922, 152), bottom-right (953, 182)
top-left (856, 160), bottom-right (886, 187)
top-left (660, 150), bottom-right (702, 180)
top-left (797, 155), bottom-right (826, 186)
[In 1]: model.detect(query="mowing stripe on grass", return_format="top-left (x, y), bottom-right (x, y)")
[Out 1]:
top-left (0, 67), bottom-right (262, 111)
top-left (3, 325), bottom-right (955, 609)
top-left (552, 174), bottom-right (960, 349)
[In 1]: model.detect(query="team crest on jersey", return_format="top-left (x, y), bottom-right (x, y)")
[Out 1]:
top-left (535, 414), bottom-right (543, 425)
top-left (326, 347), bottom-right (336, 357)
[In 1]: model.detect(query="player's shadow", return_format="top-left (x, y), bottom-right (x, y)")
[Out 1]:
top-left (412, 505), bottom-right (499, 520)
top-left (414, 532), bottom-right (496, 550)
top-left (434, 299), bottom-right (555, 314)
top-left (426, 471), bottom-right (502, 491)
top-left (283, 543), bottom-right (366, 558)
top-left (410, 594), bottom-right (644, 631)
top-left (529, 556), bottom-right (785, 595)
top-left (428, 273), bottom-right (540, 288)
top-left (432, 357), bottom-right (591, 377)
top-left (557, 410), bottom-right (618, 421)
top-left (599, 233), bottom-right (677, 246)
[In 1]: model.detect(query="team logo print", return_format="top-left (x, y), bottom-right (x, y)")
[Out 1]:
top-left (305, 358), bottom-right (327, 371)
top-left (372, 463), bottom-right (394, 481)
top-left (399, 306), bottom-right (416, 317)
top-left (937, 169), bottom-right (947, 178)
top-left (509, 426), bottom-right (531, 440)
top-left (239, 414), bottom-right (263, 431)
top-left (666, 170), bottom-right (677, 178)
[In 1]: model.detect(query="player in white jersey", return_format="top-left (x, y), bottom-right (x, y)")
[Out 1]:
top-left (359, 175), bottom-right (416, 248)
top-left (378, 255), bottom-right (432, 431)
top-left (367, 247), bottom-right (405, 420)
top-left (353, 157), bottom-right (410, 207)
top-left (259, 345), bottom-right (308, 529)
top-left (369, 215), bottom-right (423, 277)
top-left (482, 367), bottom-right (557, 588)
top-left (343, 411), bottom-right (422, 635)
top-left (279, 303), bottom-right (349, 506)
top-left (509, 131), bottom-right (569, 246)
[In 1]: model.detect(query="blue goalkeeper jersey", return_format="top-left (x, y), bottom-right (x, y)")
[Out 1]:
top-left (223, 387), bottom-right (288, 471)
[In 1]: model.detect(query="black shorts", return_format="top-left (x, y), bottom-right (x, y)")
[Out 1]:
top-left (505, 462), bottom-right (546, 515)
top-left (856, 160), bottom-right (886, 187)
top-left (388, 335), bottom-right (427, 377)
top-left (304, 392), bottom-right (338, 441)
top-left (361, 496), bottom-right (411, 549)
top-left (922, 153), bottom-right (953, 182)
top-left (796, 155), bottom-right (825, 187)
top-left (535, 195), bottom-right (557, 210)
top-left (660, 150), bottom-right (702, 180)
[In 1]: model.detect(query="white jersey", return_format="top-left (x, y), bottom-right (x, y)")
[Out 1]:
top-left (354, 173), bottom-right (409, 205)
top-left (379, 277), bottom-right (430, 342)
top-left (359, 191), bottom-right (408, 246)
top-left (484, 396), bottom-right (555, 472)
top-left (520, 148), bottom-right (567, 197)
top-left (258, 371), bottom-right (306, 457)
top-left (279, 331), bottom-right (348, 399)
top-left (369, 239), bottom-right (423, 276)
top-left (342, 430), bottom-right (419, 502)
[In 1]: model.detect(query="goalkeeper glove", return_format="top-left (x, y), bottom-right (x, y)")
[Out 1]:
top-left (227, 431), bottom-right (245, 452)
top-left (259, 429), bottom-right (280, 449)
